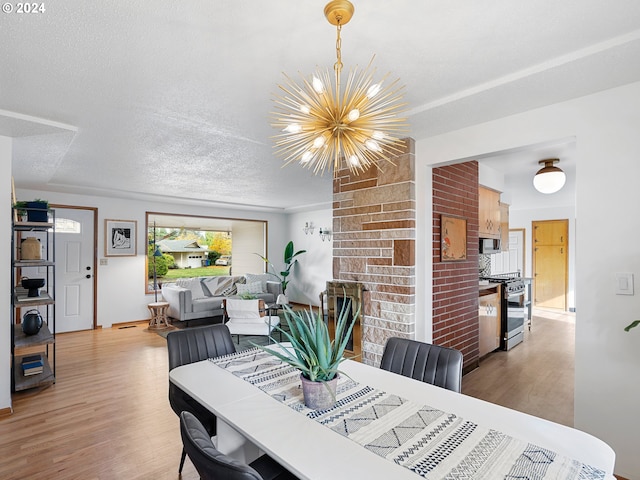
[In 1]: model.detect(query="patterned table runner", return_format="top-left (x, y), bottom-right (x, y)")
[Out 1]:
top-left (210, 348), bottom-right (605, 480)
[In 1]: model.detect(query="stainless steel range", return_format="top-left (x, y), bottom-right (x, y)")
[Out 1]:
top-left (480, 272), bottom-right (526, 350)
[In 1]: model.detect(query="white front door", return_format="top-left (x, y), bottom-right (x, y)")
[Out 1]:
top-left (54, 208), bottom-right (95, 333)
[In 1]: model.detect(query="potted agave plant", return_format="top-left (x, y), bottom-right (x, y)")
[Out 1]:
top-left (253, 299), bottom-right (358, 410)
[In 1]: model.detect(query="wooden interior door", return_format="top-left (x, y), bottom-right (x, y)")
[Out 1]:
top-left (532, 220), bottom-right (568, 310)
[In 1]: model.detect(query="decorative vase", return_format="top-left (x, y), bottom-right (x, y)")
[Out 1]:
top-left (21, 277), bottom-right (45, 297)
top-left (276, 293), bottom-right (289, 306)
top-left (300, 374), bottom-right (338, 410)
top-left (21, 237), bottom-right (42, 260)
top-left (22, 309), bottom-right (43, 336)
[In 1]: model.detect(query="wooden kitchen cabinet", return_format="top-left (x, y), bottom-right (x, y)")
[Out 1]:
top-left (500, 201), bottom-right (509, 251)
top-left (479, 186), bottom-right (501, 239)
top-left (479, 289), bottom-right (501, 357)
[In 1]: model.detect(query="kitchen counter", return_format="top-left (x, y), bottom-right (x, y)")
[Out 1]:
top-left (479, 281), bottom-right (501, 294)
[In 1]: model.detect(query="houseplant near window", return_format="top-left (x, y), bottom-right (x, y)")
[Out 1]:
top-left (624, 321), bottom-right (639, 332)
top-left (14, 199), bottom-right (49, 222)
top-left (256, 240), bottom-right (306, 300)
top-left (253, 299), bottom-right (358, 410)
top-left (13, 201), bottom-right (28, 221)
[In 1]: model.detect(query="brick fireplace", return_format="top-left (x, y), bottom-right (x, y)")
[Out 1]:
top-left (324, 281), bottom-right (365, 358)
top-left (330, 141), bottom-right (480, 371)
top-left (332, 138), bottom-right (416, 365)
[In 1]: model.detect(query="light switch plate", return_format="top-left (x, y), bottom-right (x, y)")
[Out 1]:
top-left (100, 258), bottom-right (108, 266)
top-left (615, 272), bottom-right (634, 295)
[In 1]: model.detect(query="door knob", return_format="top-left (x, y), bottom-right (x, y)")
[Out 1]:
top-left (86, 266), bottom-right (91, 270)
top-left (86, 274), bottom-right (91, 279)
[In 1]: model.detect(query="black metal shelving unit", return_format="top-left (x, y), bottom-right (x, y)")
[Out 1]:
top-left (10, 208), bottom-right (56, 392)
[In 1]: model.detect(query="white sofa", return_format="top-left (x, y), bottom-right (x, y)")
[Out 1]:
top-left (161, 274), bottom-right (281, 325)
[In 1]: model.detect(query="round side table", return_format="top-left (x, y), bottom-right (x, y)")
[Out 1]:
top-left (147, 301), bottom-right (170, 330)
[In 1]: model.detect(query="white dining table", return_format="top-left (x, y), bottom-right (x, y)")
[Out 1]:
top-left (169, 349), bottom-right (616, 480)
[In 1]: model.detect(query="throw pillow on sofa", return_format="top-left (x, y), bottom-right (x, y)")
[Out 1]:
top-left (175, 277), bottom-right (206, 299)
top-left (202, 276), bottom-right (236, 297)
top-left (201, 276), bottom-right (243, 297)
top-left (236, 281), bottom-right (263, 295)
top-left (200, 277), bottom-right (219, 297)
top-left (223, 276), bottom-right (245, 296)
top-left (244, 273), bottom-right (273, 293)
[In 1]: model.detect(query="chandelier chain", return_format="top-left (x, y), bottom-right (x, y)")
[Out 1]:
top-left (334, 21), bottom-right (343, 75)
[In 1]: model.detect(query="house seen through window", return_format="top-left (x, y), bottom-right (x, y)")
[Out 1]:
top-left (145, 212), bottom-right (266, 294)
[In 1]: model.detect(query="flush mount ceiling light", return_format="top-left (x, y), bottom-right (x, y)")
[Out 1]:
top-left (533, 158), bottom-right (566, 194)
top-left (271, 0), bottom-right (408, 176)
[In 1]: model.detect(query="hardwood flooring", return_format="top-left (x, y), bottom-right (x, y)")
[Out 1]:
top-left (0, 308), bottom-right (579, 479)
top-left (462, 308), bottom-right (576, 427)
top-left (0, 322), bottom-right (200, 480)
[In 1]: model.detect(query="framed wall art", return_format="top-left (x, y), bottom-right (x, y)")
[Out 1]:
top-left (441, 215), bottom-right (467, 262)
top-left (105, 219), bottom-right (137, 257)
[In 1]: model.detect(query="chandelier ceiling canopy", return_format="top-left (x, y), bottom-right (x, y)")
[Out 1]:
top-left (271, 0), bottom-right (408, 176)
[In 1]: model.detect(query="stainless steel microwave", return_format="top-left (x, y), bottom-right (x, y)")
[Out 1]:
top-left (479, 238), bottom-right (501, 254)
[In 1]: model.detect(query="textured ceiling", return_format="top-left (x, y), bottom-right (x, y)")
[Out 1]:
top-left (2, 1), bottom-right (640, 211)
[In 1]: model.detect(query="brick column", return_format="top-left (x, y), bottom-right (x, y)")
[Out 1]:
top-left (432, 162), bottom-right (480, 371)
top-left (332, 139), bottom-right (415, 365)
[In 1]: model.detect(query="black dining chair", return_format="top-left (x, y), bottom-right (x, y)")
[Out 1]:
top-left (180, 411), bottom-right (297, 480)
top-left (167, 324), bottom-right (237, 473)
top-left (379, 337), bottom-right (464, 393)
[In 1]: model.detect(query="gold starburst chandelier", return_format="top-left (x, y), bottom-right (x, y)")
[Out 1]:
top-left (271, 0), bottom-right (407, 176)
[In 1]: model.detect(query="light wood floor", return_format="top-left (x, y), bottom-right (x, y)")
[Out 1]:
top-left (0, 323), bottom-right (201, 480)
top-left (0, 309), bottom-right (576, 479)
top-left (462, 307), bottom-right (576, 427)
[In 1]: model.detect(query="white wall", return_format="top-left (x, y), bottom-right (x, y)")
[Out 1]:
top-left (285, 209), bottom-right (333, 306)
top-left (415, 162), bottom-right (433, 343)
top-left (231, 221), bottom-right (266, 276)
top-left (478, 163), bottom-right (505, 193)
top-left (416, 81), bottom-right (640, 477)
top-left (15, 188), bottom-right (288, 328)
top-left (0, 136), bottom-right (12, 412)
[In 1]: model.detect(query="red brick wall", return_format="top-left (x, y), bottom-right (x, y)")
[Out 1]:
top-left (432, 162), bottom-right (479, 370)
top-left (333, 138), bottom-right (415, 365)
